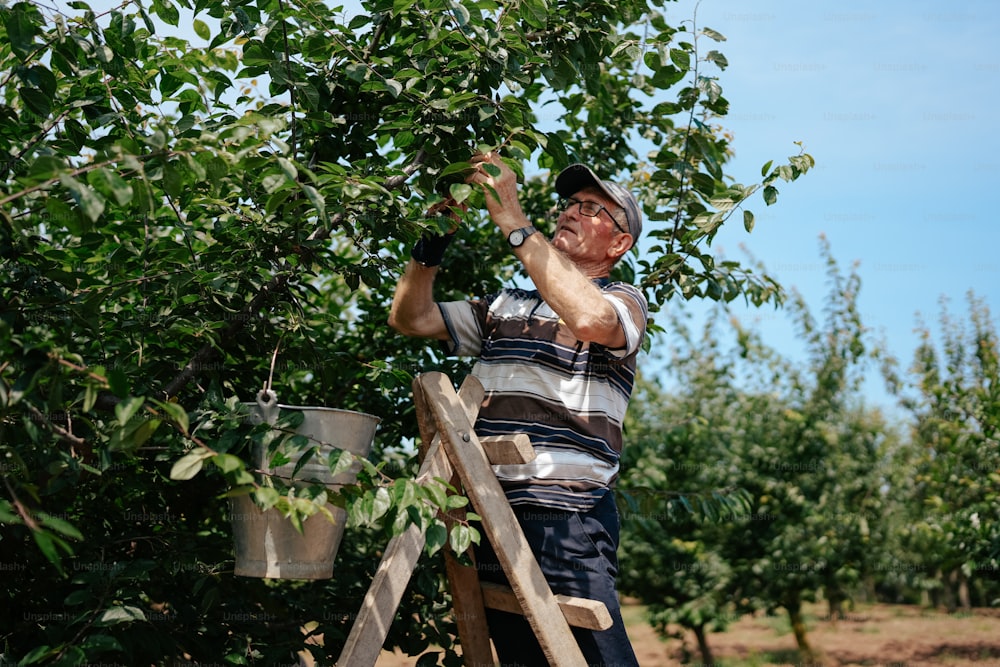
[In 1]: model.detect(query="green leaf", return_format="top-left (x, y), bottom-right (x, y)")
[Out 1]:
top-left (18, 645), bottom-right (54, 665)
top-left (254, 487), bottom-right (281, 510)
top-left (32, 530), bottom-right (72, 574)
top-left (19, 87), bottom-right (51, 117)
top-left (702, 26), bottom-right (727, 42)
top-left (241, 40), bottom-right (273, 67)
top-left (153, 399), bottom-right (190, 434)
top-left (423, 479), bottom-right (448, 509)
top-left (88, 167), bottom-right (134, 206)
top-left (28, 155), bottom-right (65, 182)
top-left (763, 185), bottom-right (778, 206)
top-left (151, 0), bottom-right (179, 26)
top-left (83, 382), bottom-right (98, 412)
top-left (107, 367), bottom-right (129, 398)
top-left (94, 44), bottom-right (114, 64)
top-left (345, 62), bottom-right (367, 83)
top-left (384, 78), bottom-right (403, 98)
top-left (163, 161), bottom-right (183, 198)
top-left (38, 512), bottom-right (84, 541)
top-left (193, 18), bottom-right (211, 41)
top-left (95, 605), bottom-right (147, 626)
top-left (170, 449), bottom-right (211, 481)
top-left (59, 174), bottom-right (105, 224)
top-left (299, 183), bottom-right (327, 223)
top-left (370, 486), bottom-right (391, 522)
top-left (520, 0), bottom-right (547, 29)
top-left (449, 523), bottom-right (474, 554)
top-left (651, 100), bottom-right (682, 117)
top-left (743, 209), bottom-right (755, 232)
top-left (670, 48), bottom-right (691, 71)
top-left (445, 494), bottom-right (468, 509)
top-left (328, 449), bottom-right (356, 477)
top-left (277, 156), bottom-right (298, 181)
top-left (425, 522), bottom-right (447, 556)
top-left (449, 182), bottom-right (472, 203)
top-left (698, 77), bottom-right (723, 104)
top-left (450, 1), bottom-right (470, 27)
top-left (3, 4), bottom-right (38, 59)
top-left (291, 446), bottom-right (318, 479)
top-left (0, 500), bottom-right (21, 524)
top-left (114, 396), bottom-right (144, 425)
top-left (211, 453), bottom-right (244, 474)
top-left (705, 50), bottom-right (729, 70)
top-left (439, 161), bottom-right (474, 179)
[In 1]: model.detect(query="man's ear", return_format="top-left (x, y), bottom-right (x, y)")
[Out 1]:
top-left (607, 233), bottom-right (633, 260)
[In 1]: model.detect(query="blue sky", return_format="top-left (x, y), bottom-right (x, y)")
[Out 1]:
top-left (646, 0), bottom-right (1000, 413)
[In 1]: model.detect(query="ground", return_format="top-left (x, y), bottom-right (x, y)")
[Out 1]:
top-left (374, 601), bottom-right (1000, 666)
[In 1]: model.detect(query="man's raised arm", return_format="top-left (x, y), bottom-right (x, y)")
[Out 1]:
top-left (387, 259), bottom-right (450, 340)
top-left (388, 199), bottom-right (464, 341)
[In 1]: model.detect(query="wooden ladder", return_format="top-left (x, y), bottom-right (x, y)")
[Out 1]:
top-left (335, 372), bottom-right (611, 667)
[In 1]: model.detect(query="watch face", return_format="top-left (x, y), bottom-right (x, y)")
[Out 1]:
top-left (510, 229), bottom-right (524, 246)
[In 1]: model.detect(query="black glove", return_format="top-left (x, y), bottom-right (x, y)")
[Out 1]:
top-left (410, 229), bottom-right (456, 267)
top-left (411, 198), bottom-right (461, 266)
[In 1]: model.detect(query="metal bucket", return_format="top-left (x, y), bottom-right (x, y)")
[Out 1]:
top-left (230, 390), bottom-right (380, 579)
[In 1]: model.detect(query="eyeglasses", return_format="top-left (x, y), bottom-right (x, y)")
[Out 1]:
top-left (557, 197), bottom-right (627, 234)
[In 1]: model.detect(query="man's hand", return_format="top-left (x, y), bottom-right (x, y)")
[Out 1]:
top-left (466, 151), bottom-right (528, 235)
top-left (426, 197), bottom-right (466, 233)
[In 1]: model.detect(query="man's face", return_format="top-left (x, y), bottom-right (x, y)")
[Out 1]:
top-left (551, 186), bottom-right (629, 267)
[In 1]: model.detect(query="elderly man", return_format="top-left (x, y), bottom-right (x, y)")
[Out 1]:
top-left (389, 153), bottom-right (645, 666)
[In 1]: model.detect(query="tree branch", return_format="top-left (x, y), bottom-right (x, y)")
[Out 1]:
top-left (384, 148), bottom-right (427, 190)
top-left (158, 271), bottom-right (293, 401)
top-left (25, 403), bottom-right (86, 448)
top-left (147, 149), bottom-right (427, 403)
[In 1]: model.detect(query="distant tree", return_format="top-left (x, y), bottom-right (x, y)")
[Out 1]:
top-left (883, 292), bottom-right (1000, 609)
top-left (621, 238), bottom-right (893, 664)
top-left (618, 370), bottom-right (744, 665)
top-left (719, 240), bottom-right (892, 662)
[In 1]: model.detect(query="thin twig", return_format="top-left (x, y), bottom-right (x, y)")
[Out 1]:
top-left (26, 404), bottom-right (86, 447)
top-left (277, 0), bottom-right (297, 157)
top-left (3, 477), bottom-right (40, 531)
top-left (265, 334), bottom-right (284, 394)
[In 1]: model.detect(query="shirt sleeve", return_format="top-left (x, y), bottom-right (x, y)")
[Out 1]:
top-left (602, 283), bottom-right (648, 358)
top-left (437, 298), bottom-right (490, 357)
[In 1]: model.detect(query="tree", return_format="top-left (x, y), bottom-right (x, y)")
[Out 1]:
top-left (882, 292), bottom-right (1000, 610)
top-left (618, 360), bottom-right (747, 665)
top-left (719, 240), bottom-right (892, 662)
top-left (620, 238), bottom-right (894, 664)
top-left (0, 0), bottom-right (810, 664)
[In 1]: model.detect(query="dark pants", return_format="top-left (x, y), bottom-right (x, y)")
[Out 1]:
top-left (474, 491), bottom-right (639, 667)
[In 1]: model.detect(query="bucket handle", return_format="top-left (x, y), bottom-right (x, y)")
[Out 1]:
top-left (256, 389), bottom-right (279, 426)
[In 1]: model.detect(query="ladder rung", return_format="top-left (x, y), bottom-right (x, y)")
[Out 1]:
top-left (479, 581), bottom-right (613, 631)
top-left (478, 434), bottom-right (536, 464)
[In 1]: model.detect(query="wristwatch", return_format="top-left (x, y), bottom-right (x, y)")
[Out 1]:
top-left (507, 225), bottom-right (538, 248)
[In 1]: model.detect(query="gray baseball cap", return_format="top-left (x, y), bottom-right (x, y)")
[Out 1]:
top-left (555, 163), bottom-right (643, 241)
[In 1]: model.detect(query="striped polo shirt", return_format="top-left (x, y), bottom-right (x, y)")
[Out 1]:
top-left (437, 279), bottom-right (647, 511)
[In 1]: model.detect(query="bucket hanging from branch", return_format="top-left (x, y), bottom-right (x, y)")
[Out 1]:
top-left (230, 388), bottom-right (380, 579)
